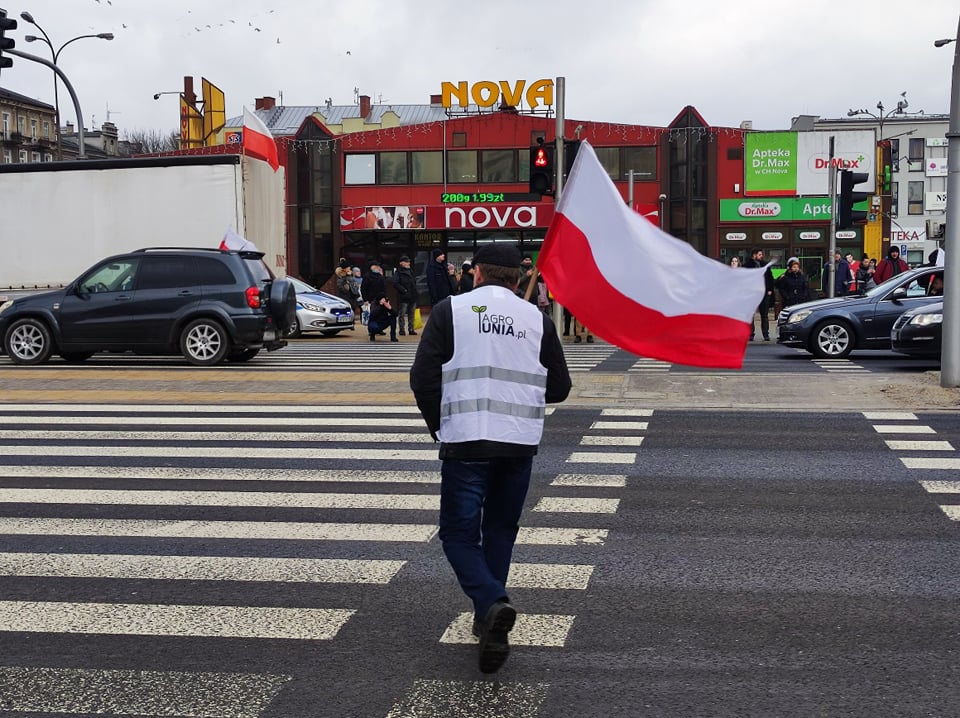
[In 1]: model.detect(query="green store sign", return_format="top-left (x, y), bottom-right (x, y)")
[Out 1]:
top-left (720, 198), bottom-right (833, 222)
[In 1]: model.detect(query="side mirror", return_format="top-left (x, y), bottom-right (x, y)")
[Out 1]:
top-left (890, 287), bottom-right (908, 301)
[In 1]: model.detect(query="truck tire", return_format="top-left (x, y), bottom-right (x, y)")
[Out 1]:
top-left (810, 319), bottom-right (854, 359)
top-left (270, 279), bottom-right (297, 332)
top-left (181, 318), bottom-right (229, 366)
top-left (4, 318), bottom-right (54, 365)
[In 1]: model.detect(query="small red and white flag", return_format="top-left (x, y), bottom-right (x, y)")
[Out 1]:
top-left (538, 140), bottom-right (767, 369)
top-left (242, 107), bottom-right (279, 171)
top-left (220, 227), bottom-right (258, 252)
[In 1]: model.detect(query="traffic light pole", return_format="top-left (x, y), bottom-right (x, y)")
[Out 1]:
top-left (941, 16), bottom-right (960, 387)
top-left (7, 47), bottom-right (85, 158)
top-left (827, 136), bottom-right (837, 298)
top-left (551, 76), bottom-right (565, 330)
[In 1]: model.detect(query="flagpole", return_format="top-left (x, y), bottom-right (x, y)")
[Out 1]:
top-left (551, 77), bottom-right (566, 330)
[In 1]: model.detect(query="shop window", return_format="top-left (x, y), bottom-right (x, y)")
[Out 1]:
top-left (379, 152), bottom-right (408, 184)
top-left (890, 182), bottom-right (899, 218)
top-left (480, 149), bottom-right (516, 183)
top-left (594, 147), bottom-right (621, 181)
top-left (907, 137), bottom-right (924, 171)
top-left (446, 150), bottom-right (478, 183)
top-left (412, 151), bottom-right (443, 183)
top-left (452, 132), bottom-right (467, 148)
top-left (313, 209), bottom-right (332, 234)
top-left (345, 154), bottom-right (376, 184)
top-left (907, 181), bottom-right (924, 215)
top-left (623, 147), bottom-right (657, 181)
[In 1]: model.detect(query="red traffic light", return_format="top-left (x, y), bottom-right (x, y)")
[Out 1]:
top-left (534, 147), bottom-right (548, 168)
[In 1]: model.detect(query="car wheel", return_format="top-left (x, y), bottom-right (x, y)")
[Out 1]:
top-left (811, 319), bottom-right (854, 359)
top-left (60, 352), bottom-right (95, 363)
top-left (287, 315), bottom-right (302, 339)
top-left (226, 348), bottom-right (260, 362)
top-left (4, 318), bottom-right (54, 365)
top-left (180, 318), bottom-right (229, 366)
top-left (270, 279), bottom-right (297, 330)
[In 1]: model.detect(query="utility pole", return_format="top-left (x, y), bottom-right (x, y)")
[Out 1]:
top-left (937, 17), bottom-right (960, 386)
top-left (551, 76), bottom-right (565, 330)
top-left (827, 136), bottom-right (837, 298)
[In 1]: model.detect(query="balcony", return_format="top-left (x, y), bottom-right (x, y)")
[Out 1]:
top-left (1, 132), bottom-right (25, 145)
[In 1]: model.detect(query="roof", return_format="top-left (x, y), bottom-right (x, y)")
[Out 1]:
top-left (0, 87), bottom-right (55, 111)
top-left (225, 103), bottom-right (471, 135)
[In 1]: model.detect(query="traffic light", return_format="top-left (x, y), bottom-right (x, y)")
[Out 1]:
top-left (563, 139), bottom-right (581, 178)
top-left (0, 8), bottom-right (16, 72)
top-left (529, 140), bottom-right (554, 196)
top-left (837, 169), bottom-right (870, 229)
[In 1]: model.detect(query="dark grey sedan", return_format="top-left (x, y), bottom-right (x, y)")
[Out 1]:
top-left (776, 266), bottom-right (943, 358)
top-left (891, 300), bottom-right (943, 359)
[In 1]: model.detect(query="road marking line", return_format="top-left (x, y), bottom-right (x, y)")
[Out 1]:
top-left (507, 563), bottom-right (594, 590)
top-left (0, 466), bottom-right (442, 483)
top-left (589, 421), bottom-right (648, 430)
top-left (0, 488), bottom-right (439, 511)
top-left (0, 403), bottom-right (423, 414)
top-left (941, 506), bottom-right (960, 521)
top-left (600, 409), bottom-right (654, 416)
top-left (884, 440), bottom-right (955, 451)
top-left (0, 553), bottom-right (405, 584)
top-left (550, 473), bottom-right (626, 487)
top-left (580, 435), bottom-right (644, 446)
top-left (532, 497), bottom-right (620, 514)
top-left (901, 458), bottom-right (960, 470)
top-left (920, 480), bottom-right (960, 493)
top-left (440, 612), bottom-right (575, 647)
top-left (516, 527), bottom-right (608, 545)
top-left (0, 445), bottom-right (440, 459)
top-left (0, 429), bottom-right (432, 442)
top-left (0, 666), bottom-right (291, 718)
top-left (871, 425), bottom-right (936, 434)
top-left (385, 679), bottom-right (549, 718)
top-left (566, 451), bottom-right (636, 464)
top-left (0, 518), bottom-right (439, 542)
top-left (0, 416), bottom-right (427, 427)
top-left (863, 411), bottom-right (918, 420)
top-left (0, 601), bottom-right (354, 640)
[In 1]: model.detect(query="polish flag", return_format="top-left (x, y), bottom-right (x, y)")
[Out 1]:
top-left (219, 227), bottom-right (259, 252)
top-left (538, 141), bottom-right (767, 369)
top-left (242, 107), bottom-right (279, 171)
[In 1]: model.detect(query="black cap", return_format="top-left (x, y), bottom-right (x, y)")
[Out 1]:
top-left (399, 255), bottom-right (410, 262)
top-left (474, 244), bottom-right (522, 268)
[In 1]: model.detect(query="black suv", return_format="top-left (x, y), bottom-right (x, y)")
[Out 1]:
top-left (0, 247), bottom-right (296, 366)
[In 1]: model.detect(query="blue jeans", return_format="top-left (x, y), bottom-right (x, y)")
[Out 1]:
top-left (439, 456), bottom-right (533, 621)
top-left (397, 301), bottom-right (415, 333)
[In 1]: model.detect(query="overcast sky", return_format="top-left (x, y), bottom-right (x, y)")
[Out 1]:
top-left (1, 0), bottom-right (957, 137)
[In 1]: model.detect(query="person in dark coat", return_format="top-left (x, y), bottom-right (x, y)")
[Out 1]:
top-left (458, 261), bottom-right (475, 294)
top-left (744, 247), bottom-right (775, 340)
top-left (873, 246), bottom-right (909, 284)
top-left (392, 255), bottom-right (418, 336)
top-left (367, 293), bottom-right (398, 341)
top-left (775, 257), bottom-right (812, 308)
top-left (825, 251), bottom-right (851, 297)
top-left (361, 262), bottom-right (387, 305)
top-left (426, 248), bottom-right (451, 306)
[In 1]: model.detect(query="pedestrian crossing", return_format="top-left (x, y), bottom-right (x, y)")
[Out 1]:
top-left (0, 403), bottom-right (645, 716)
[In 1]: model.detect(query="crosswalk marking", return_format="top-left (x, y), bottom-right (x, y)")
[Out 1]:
top-left (920, 481), bottom-right (960, 492)
top-left (628, 358), bottom-right (671, 372)
top-left (0, 553), bottom-right (406, 584)
top-left (516, 527), bottom-right (608, 545)
top-left (440, 612), bottom-right (575, 647)
top-left (589, 420), bottom-right (648, 430)
top-left (0, 465), bottom-right (441, 483)
top-left (863, 411), bottom-right (918, 420)
top-left (0, 601), bottom-right (355, 640)
top-left (0, 429), bottom-right (433, 442)
top-left (507, 563), bottom-right (594, 590)
top-left (601, 408), bottom-right (654, 416)
top-left (580, 435), bottom-right (644, 446)
top-left (871, 424), bottom-right (936, 434)
top-left (0, 487), bottom-right (440, 510)
top-left (0, 517), bottom-right (440, 542)
top-left (884, 440), bottom-right (955, 451)
top-left (386, 679), bottom-right (549, 718)
top-left (0, 416), bottom-right (428, 427)
top-left (566, 451), bottom-right (636, 464)
top-left (532, 497), bottom-right (620, 513)
top-left (0, 403), bottom-right (423, 414)
top-left (551, 473), bottom-right (626, 487)
top-left (0, 666), bottom-right (291, 718)
top-left (0, 445), bottom-right (440, 459)
top-left (901, 458), bottom-right (960, 470)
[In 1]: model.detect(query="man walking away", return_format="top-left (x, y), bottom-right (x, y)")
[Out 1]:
top-left (744, 248), bottom-right (774, 340)
top-left (410, 243), bottom-right (571, 674)
top-left (426, 248), bottom-right (452, 307)
top-left (393, 255), bottom-right (418, 336)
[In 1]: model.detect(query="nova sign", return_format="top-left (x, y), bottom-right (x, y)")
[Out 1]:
top-left (441, 79), bottom-right (554, 109)
top-left (445, 205), bottom-right (539, 229)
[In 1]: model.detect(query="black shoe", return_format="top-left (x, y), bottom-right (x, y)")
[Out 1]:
top-left (478, 601), bottom-right (516, 674)
top-left (390, 336), bottom-right (399, 342)
top-left (573, 335), bottom-right (582, 343)
top-left (763, 336), bottom-right (770, 341)
top-left (472, 620), bottom-right (483, 638)
top-left (369, 334), bottom-right (376, 341)
top-left (562, 331), bottom-right (570, 336)
top-left (586, 335), bottom-right (594, 343)
top-left (399, 330), bottom-right (406, 336)
top-left (409, 331), bottom-right (417, 336)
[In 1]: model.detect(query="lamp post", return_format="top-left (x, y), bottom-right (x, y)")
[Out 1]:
top-left (846, 92), bottom-right (910, 141)
top-left (935, 16), bottom-right (959, 387)
top-left (20, 11), bottom-right (113, 160)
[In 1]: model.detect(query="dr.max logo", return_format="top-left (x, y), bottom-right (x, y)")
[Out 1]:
top-left (472, 306), bottom-right (523, 339)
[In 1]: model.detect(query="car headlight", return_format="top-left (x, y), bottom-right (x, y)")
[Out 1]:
top-left (910, 313), bottom-right (943, 326)
top-left (786, 310), bottom-right (812, 324)
top-left (0, 300), bottom-right (12, 315)
top-left (300, 301), bottom-right (323, 312)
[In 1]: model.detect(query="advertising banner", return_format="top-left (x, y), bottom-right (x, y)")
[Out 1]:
top-left (719, 197), bottom-right (833, 222)
top-left (745, 131), bottom-right (877, 196)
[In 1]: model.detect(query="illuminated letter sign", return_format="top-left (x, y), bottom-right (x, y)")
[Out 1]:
top-left (441, 79), bottom-right (554, 110)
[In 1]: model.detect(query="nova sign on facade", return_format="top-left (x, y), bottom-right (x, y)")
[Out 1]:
top-left (441, 80), bottom-right (554, 110)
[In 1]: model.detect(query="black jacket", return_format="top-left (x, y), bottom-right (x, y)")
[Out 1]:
top-left (393, 267), bottom-right (417, 302)
top-left (775, 271), bottom-right (811, 307)
top-left (361, 271), bottom-right (386, 304)
top-left (409, 289), bottom-right (571, 459)
top-left (745, 258), bottom-right (775, 294)
top-left (426, 259), bottom-right (451, 305)
top-left (458, 271), bottom-right (474, 294)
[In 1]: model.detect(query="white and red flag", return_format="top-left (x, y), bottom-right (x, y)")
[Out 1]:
top-left (538, 141), bottom-right (767, 369)
top-left (242, 107), bottom-right (279, 171)
top-left (219, 227), bottom-right (258, 252)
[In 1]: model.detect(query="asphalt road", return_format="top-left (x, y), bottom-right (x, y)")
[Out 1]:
top-left (0, 403), bottom-right (958, 717)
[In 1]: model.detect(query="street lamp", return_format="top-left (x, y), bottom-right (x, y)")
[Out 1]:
top-left (935, 17), bottom-right (959, 387)
top-left (846, 92), bottom-right (910, 140)
top-left (20, 11), bottom-right (113, 160)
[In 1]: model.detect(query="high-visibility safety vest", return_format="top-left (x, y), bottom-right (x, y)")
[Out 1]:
top-left (439, 285), bottom-right (548, 445)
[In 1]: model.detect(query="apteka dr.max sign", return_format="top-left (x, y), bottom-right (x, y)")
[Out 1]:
top-left (441, 79), bottom-right (554, 110)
